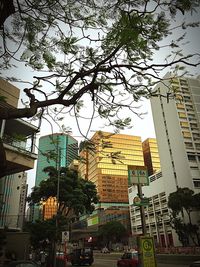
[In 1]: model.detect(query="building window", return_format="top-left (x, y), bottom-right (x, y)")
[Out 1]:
top-left (187, 155), bottom-right (196, 161)
top-left (178, 112), bottom-right (187, 118)
top-left (182, 131), bottom-right (191, 138)
top-left (193, 179), bottom-right (200, 188)
top-left (185, 142), bottom-right (193, 149)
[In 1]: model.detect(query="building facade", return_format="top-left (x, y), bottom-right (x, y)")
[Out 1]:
top-left (79, 131), bottom-right (145, 206)
top-left (130, 73), bottom-right (200, 247)
top-left (0, 79), bottom-right (38, 177)
top-left (34, 133), bottom-right (78, 220)
top-left (0, 172), bottom-right (28, 229)
top-left (75, 132), bottom-right (145, 245)
top-left (0, 80), bottom-right (38, 229)
top-left (151, 73), bottom-right (200, 194)
top-left (142, 138), bottom-right (161, 176)
top-left (128, 171), bottom-right (174, 247)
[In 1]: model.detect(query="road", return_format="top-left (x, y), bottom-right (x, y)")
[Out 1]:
top-left (65, 253), bottom-right (192, 267)
top-left (93, 257), bottom-right (189, 267)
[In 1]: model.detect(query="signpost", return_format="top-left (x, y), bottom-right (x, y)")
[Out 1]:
top-left (128, 166), bottom-right (149, 186)
top-left (128, 165), bottom-right (148, 235)
top-left (128, 166), bottom-right (157, 266)
top-left (62, 231), bottom-right (69, 243)
top-left (138, 236), bottom-right (157, 267)
top-left (62, 231), bottom-right (69, 267)
top-left (133, 196), bottom-right (149, 206)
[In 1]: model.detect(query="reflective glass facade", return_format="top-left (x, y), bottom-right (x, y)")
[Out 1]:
top-left (35, 133), bottom-right (78, 186)
top-left (142, 138), bottom-right (161, 176)
top-left (79, 131), bottom-right (144, 203)
top-left (35, 133), bottom-right (78, 220)
top-left (42, 197), bottom-right (57, 219)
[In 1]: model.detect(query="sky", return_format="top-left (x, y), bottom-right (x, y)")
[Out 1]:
top-left (1, 3), bottom-right (200, 193)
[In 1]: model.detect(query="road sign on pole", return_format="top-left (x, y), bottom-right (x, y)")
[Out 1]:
top-left (138, 236), bottom-right (157, 267)
top-left (133, 196), bottom-right (141, 205)
top-left (128, 166), bottom-right (149, 186)
top-left (62, 231), bottom-right (69, 243)
top-left (133, 196), bottom-right (149, 206)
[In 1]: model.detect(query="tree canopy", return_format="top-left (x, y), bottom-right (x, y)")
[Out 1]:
top-left (98, 221), bottom-right (128, 247)
top-left (0, 0), bottom-right (200, 133)
top-left (27, 166), bottom-right (99, 217)
top-left (24, 218), bottom-right (60, 249)
top-left (168, 187), bottom-right (200, 246)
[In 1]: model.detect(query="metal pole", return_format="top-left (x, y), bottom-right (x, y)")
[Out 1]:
top-left (56, 148), bottom-right (61, 209)
top-left (137, 184), bottom-right (147, 235)
top-left (64, 241), bottom-right (67, 267)
top-left (53, 147), bottom-right (61, 267)
top-left (85, 148), bottom-right (89, 180)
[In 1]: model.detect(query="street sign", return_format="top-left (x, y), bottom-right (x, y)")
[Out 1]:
top-left (138, 236), bottom-right (157, 267)
top-left (133, 196), bottom-right (149, 206)
top-left (141, 197), bottom-right (150, 206)
top-left (62, 231), bottom-right (69, 242)
top-left (133, 196), bottom-right (141, 205)
top-left (128, 166), bottom-right (149, 185)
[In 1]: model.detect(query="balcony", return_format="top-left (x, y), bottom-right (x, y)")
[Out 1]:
top-left (0, 118), bottom-right (38, 177)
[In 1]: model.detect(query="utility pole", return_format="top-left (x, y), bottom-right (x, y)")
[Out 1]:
top-left (85, 148), bottom-right (89, 180)
top-left (53, 143), bottom-right (61, 267)
top-left (137, 184), bottom-right (147, 235)
top-left (128, 166), bottom-right (148, 236)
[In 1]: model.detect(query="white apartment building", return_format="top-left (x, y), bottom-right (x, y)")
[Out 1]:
top-left (129, 73), bottom-right (200, 247)
top-left (129, 171), bottom-right (177, 247)
top-left (151, 73), bottom-right (200, 193)
top-left (0, 172), bottom-right (28, 229)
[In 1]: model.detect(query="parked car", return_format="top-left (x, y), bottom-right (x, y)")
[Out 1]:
top-left (4, 260), bottom-right (40, 267)
top-left (189, 260), bottom-right (200, 267)
top-left (117, 251), bottom-right (139, 267)
top-left (101, 247), bottom-right (110, 254)
top-left (69, 247), bottom-right (94, 266)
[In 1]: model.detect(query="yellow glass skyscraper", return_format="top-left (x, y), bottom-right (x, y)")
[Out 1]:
top-left (142, 138), bottom-right (161, 176)
top-left (79, 131), bottom-right (145, 204)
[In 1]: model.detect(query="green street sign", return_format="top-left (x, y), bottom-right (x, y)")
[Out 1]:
top-left (133, 197), bottom-right (149, 206)
top-left (128, 166), bottom-right (149, 186)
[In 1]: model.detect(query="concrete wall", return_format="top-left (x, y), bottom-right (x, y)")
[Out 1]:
top-left (0, 79), bottom-right (20, 108)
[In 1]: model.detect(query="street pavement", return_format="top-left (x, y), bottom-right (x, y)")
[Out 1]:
top-left (66, 256), bottom-right (190, 267)
top-left (93, 251), bottom-right (200, 267)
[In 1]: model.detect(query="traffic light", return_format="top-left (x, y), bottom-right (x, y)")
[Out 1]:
top-left (0, 229), bottom-right (6, 258)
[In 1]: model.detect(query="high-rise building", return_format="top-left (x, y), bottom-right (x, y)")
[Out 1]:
top-left (35, 133), bottom-right (78, 186)
top-left (0, 79), bottom-right (38, 177)
top-left (34, 133), bottom-right (78, 220)
top-left (0, 172), bottom-right (28, 229)
top-left (0, 79), bottom-right (38, 229)
top-left (72, 131), bottom-right (145, 245)
top-left (79, 131), bottom-right (145, 207)
top-left (151, 73), bottom-right (200, 194)
top-left (128, 73), bottom-right (200, 247)
top-left (142, 138), bottom-right (161, 176)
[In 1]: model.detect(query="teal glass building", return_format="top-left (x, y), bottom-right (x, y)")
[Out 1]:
top-left (34, 133), bottom-right (78, 220)
top-left (35, 133), bottom-right (78, 186)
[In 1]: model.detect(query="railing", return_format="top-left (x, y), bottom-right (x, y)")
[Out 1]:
top-left (2, 134), bottom-right (33, 153)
